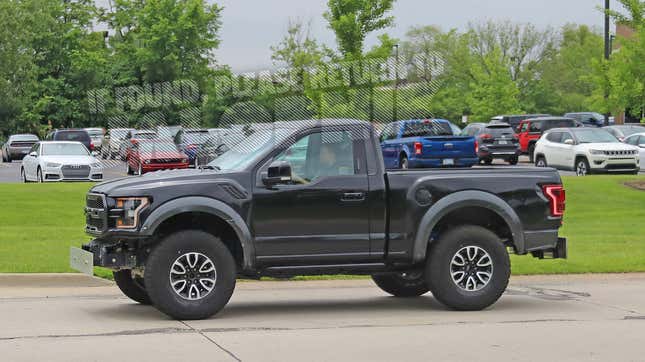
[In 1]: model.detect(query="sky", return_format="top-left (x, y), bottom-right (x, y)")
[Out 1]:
top-left (96, 0), bottom-right (616, 72)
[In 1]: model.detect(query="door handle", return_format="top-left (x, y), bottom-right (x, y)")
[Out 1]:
top-left (341, 192), bottom-right (365, 202)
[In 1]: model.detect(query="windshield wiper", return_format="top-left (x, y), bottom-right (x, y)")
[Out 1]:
top-left (199, 165), bottom-right (220, 171)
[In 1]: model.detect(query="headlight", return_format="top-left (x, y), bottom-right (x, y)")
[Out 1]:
top-left (182, 158), bottom-right (188, 163)
top-left (589, 149), bottom-right (605, 155)
top-left (90, 162), bottom-right (102, 168)
top-left (46, 162), bottom-right (62, 168)
top-left (115, 197), bottom-right (149, 229)
top-left (144, 159), bottom-right (151, 164)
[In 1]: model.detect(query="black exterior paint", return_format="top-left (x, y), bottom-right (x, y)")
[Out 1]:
top-left (84, 119), bottom-right (565, 277)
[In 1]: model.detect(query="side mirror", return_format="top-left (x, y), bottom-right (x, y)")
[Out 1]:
top-left (262, 161), bottom-right (292, 187)
top-left (29, 151), bottom-right (37, 157)
top-left (564, 139), bottom-right (574, 145)
top-left (639, 144), bottom-right (645, 149)
top-left (91, 151), bottom-right (99, 157)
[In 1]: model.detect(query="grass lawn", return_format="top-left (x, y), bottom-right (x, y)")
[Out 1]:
top-left (0, 175), bottom-right (644, 278)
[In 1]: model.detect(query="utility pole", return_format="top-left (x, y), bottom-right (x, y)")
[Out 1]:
top-left (392, 44), bottom-right (399, 122)
top-left (604, 0), bottom-right (610, 126)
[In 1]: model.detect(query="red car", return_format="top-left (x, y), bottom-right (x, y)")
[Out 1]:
top-left (517, 117), bottom-right (578, 161)
top-left (126, 140), bottom-right (189, 175)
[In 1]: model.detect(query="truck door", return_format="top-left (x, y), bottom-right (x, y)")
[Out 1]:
top-left (252, 127), bottom-right (371, 265)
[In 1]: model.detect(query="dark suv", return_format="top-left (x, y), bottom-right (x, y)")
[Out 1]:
top-left (46, 129), bottom-right (93, 151)
top-left (491, 114), bottom-right (551, 131)
top-left (462, 123), bottom-right (520, 165)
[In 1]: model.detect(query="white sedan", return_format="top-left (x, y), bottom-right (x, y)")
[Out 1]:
top-left (534, 127), bottom-right (640, 176)
top-left (624, 132), bottom-right (645, 171)
top-left (21, 141), bottom-right (103, 182)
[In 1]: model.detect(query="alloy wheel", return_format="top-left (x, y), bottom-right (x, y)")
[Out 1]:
top-left (576, 161), bottom-right (588, 176)
top-left (450, 246), bottom-right (493, 292)
top-left (169, 252), bottom-right (217, 300)
top-left (536, 158), bottom-right (546, 167)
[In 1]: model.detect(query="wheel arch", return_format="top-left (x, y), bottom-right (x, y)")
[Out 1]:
top-left (412, 190), bottom-right (525, 263)
top-left (140, 196), bottom-right (255, 272)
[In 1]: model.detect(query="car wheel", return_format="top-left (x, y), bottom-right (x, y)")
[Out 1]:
top-left (575, 157), bottom-right (590, 176)
top-left (372, 271), bottom-right (430, 297)
top-left (508, 156), bottom-right (519, 165)
top-left (400, 155), bottom-right (409, 169)
top-left (113, 270), bottom-right (152, 305)
top-left (483, 158), bottom-right (493, 165)
top-left (37, 167), bottom-right (44, 183)
top-left (535, 156), bottom-right (547, 168)
top-left (426, 225), bottom-right (510, 311)
top-left (195, 157), bottom-right (200, 168)
top-left (137, 163), bottom-right (143, 176)
top-left (125, 161), bottom-right (132, 175)
top-left (1, 152), bottom-right (6, 163)
top-left (21, 168), bottom-right (28, 183)
top-left (144, 230), bottom-right (237, 320)
top-left (528, 144), bottom-right (535, 163)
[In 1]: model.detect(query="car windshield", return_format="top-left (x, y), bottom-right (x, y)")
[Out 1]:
top-left (402, 121), bottom-right (453, 137)
top-left (111, 129), bottom-right (130, 139)
top-left (86, 129), bottom-right (103, 137)
top-left (616, 126), bottom-right (645, 137)
top-left (486, 126), bottom-right (515, 136)
top-left (55, 131), bottom-right (89, 142)
top-left (209, 129), bottom-right (295, 171)
top-left (157, 126), bottom-right (182, 139)
top-left (184, 132), bottom-right (211, 144)
top-left (12, 135), bottom-right (38, 142)
top-left (138, 142), bottom-right (178, 153)
top-left (573, 129), bottom-right (619, 143)
top-left (134, 132), bottom-right (156, 139)
top-left (42, 143), bottom-right (89, 156)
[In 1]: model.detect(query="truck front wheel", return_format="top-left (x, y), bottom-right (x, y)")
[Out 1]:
top-left (113, 269), bottom-right (151, 305)
top-left (144, 230), bottom-right (237, 320)
top-left (426, 225), bottom-right (510, 311)
top-left (372, 271), bottom-right (430, 297)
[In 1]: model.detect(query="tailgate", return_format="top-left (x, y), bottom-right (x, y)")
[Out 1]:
top-left (420, 136), bottom-right (476, 158)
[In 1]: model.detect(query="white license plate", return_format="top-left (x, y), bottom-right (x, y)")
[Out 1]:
top-left (498, 140), bottom-right (508, 145)
top-left (70, 247), bottom-right (94, 275)
top-left (442, 159), bottom-right (455, 166)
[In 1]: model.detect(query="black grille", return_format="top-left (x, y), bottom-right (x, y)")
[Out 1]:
top-left (85, 194), bottom-right (107, 233)
top-left (86, 194), bottom-right (105, 209)
top-left (62, 165), bottom-right (90, 178)
top-left (10, 141), bottom-right (36, 148)
top-left (151, 158), bottom-right (182, 164)
top-left (605, 150), bottom-right (636, 156)
top-left (606, 163), bottom-right (636, 170)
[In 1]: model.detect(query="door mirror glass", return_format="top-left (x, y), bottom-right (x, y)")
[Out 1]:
top-left (29, 151), bottom-right (37, 157)
top-left (639, 144), bottom-right (645, 149)
top-left (263, 161), bottom-right (292, 187)
top-left (563, 138), bottom-right (574, 145)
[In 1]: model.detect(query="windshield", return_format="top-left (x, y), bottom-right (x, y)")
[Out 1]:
top-left (616, 126), bottom-right (645, 137)
top-left (486, 126), bottom-right (515, 137)
top-left (157, 126), bottom-right (182, 139)
top-left (55, 131), bottom-right (90, 142)
top-left (402, 121), bottom-right (453, 137)
top-left (139, 142), bottom-right (178, 153)
top-left (184, 132), bottom-right (211, 144)
top-left (42, 143), bottom-right (89, 156)
top-left (573, 129), bottom-right (619, 143)
top-left (12, 135), bottom-right (38, 142)
top-left (86, 129), bottom-right (103, 137)
top-left (111, 129), bottom-right (130, 139)
top-left (209, 129), bottom-right (295, 171)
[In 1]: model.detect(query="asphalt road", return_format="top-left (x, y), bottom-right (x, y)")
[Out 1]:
top-left (0, 273), bottom-right (644, 362)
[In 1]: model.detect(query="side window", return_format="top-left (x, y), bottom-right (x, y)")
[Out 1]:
top-left (546, 132), bottom-right (561, 143)
top-left (275, 131), bottom-right (357, 185)
top-left (379, 124), bottom-right (392, 142)
top-left (626, 136), bottom-right (639, 145)
top-left (529, 122), bottom-right (541, 133)
top-left (520, 123), bottom-right (529, 133)
top-left (561, 132), bottom-right (574, 144)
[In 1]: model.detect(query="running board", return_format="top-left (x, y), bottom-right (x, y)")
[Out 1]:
top-left (261, 263), bottom-right (389, 277)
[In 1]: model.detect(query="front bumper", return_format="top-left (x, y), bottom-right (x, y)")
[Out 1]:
top-left (142, 163), bottom-right (189, 172)
top-left (43, 166), bottom-right (103, 182)
top-left (589, 156), bottom-right (639, 173)
top-left (80, 238), bottom-right (141, 269)
top-left (8, 148), bottom-right (31, 159)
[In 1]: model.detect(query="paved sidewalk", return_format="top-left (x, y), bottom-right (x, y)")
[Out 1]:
top-left (1, 273), bottom-right (644, 361)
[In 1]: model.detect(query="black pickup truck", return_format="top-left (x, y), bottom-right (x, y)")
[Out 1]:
top-left (73, 119), bottom-right (567, 320)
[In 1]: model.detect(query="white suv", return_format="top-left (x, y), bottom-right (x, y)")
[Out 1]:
top-left (534, 127), bottom-right (639, 176)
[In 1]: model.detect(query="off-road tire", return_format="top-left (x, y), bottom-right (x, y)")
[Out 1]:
top-left (372, 271), bottom-right (430, 297)
top-left (113, 269), bottom-right (152, 305)
top-left (426, 225), bottom-right (510, 311)
top-left (144, 230), bottom-right (237, 320)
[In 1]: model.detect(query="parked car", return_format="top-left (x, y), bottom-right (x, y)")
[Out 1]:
top-left (173, 128), bottom-right (211, 166)
top-left (74, 119), bottom-right (567, 320)
top-left (534, 127), bottom-right (639, 176)
top-left (623, 132), bottom-right (645, 171)
top-left (101, 128), bottom-right (135, 159)
top-left (490, 114), bottom-right (551, 131)
top-left (517, 117), bottom-right (578, 162)
top-left (21, 141), bottom-right (103, 182)
top-left (84, 128), bottom-right (105, 151)
top-left (462, 123), bottom-right (520, 165)
top-left (156, 125), bottom-right (183, 140)
top-left (1, 134), bottom-right (39, 162)
top-left (195, 129), bottom-right (246, 167)
top-left (603, 125), bottom-right (645, 142)
top-left (45, 129), bottom-right (94, 151)
top-left (380, 119), bottom-right (478, 169)
top-left (119, 130), bottom-right (157, 160)
top-left (125, 139), bottom-right (189, 175)
top-left (564, 112), bottom-right (609, 127)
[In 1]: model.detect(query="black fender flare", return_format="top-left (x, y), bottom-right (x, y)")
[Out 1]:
top-left (412, 190), bottom-right (525, 263)
top-left (140, 196), bottom-right (255, 271)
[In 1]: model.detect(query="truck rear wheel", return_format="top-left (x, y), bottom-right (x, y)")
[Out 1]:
top-left (113, 269), bottom-right (151, 305)
top-left (372, 271), bottom-right (430, 297)
top-left (426, 225), bottom-right (510, 311)
top-left (144, 230), bottom-right (236, 320)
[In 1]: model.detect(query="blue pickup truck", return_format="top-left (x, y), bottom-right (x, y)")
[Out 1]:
top-left (379, 119), bottom-right (478, 169)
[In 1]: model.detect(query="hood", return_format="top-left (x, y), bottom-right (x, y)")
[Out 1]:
top-left (140, 151), bottom-right (187, 160)
top-left (40, 155), bottom-right (97, 165)
top-left (90, 168), bottom-right (229, 196)
top-left (578, 143), bottom-right (638, 151)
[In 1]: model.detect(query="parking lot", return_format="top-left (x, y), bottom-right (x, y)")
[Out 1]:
top-left (1, 273), bottom-right (644, 362)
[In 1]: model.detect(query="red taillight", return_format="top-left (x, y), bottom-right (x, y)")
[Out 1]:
top-left (474, 140), bottom-right (479, 153)
top-left (186, 144), bottom-right (198, 150)
top-left (542, 184), bottom-right (565, 218)
top-left (480, 133), bottom-right (492, 140)
top-left (513, 134), bottom-right (519, 140)
top-left (90, 142), bottom-right (94, 151)
top-left (414, 142), bottom-right (422, 155)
